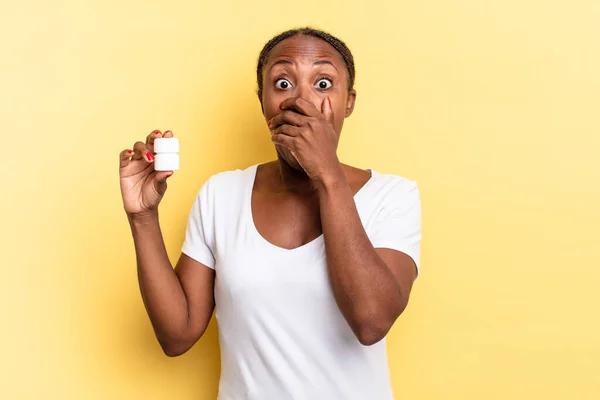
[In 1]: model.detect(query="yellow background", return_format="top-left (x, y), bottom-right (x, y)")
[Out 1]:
top-left (2, 0), bottom-right (599, 399)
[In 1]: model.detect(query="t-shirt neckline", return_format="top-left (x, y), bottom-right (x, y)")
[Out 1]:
top-left (244, 163), bottom-right (376, 259)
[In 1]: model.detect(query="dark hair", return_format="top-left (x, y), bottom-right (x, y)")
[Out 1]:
top-left (256, 27), bottom-right (355, 101)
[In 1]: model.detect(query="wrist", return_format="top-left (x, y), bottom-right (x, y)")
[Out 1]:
top-left (314, 164), bottom-right (348, 193)
top-left (127, 209), bottom-right (159, 225)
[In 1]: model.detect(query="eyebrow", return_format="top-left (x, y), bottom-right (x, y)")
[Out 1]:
top-left (313, 60), bottom-right (339, 71)
top-left (269, 59), bottom-right (293, 71)
top-left (268, 59), bottom-right (340, 72)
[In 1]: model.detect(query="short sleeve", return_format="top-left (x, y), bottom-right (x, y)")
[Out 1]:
top-left (370, 181), bottom-right (422, 278)
top-left (181, 178), bottom-right (216, 269)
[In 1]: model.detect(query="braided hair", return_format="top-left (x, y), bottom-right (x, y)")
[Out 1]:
top-left (256, 27), bottom-right (355, 101)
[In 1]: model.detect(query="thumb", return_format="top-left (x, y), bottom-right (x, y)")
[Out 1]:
top-left (321, 96), bottom-right (334, 125)
top-left (154, 171), bottom-right (174, 183)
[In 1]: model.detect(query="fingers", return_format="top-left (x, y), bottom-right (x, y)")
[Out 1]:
top-left (144, 129), bottom-right (174, 142)
top-left (270, 123), bottom-right (302, 137)
top-left (133, 141), bottom-right (154, 162)
top-left (145, 129), bottom-right (162, 145)
top-left (268, 110), bottom-right (307, 130)
top-left (145, 130), bottom-right (162, 153)
top-left (271, 124), bottom-right (300, 149)
top-left (271, 131), bottom-right (296, 149)
top-left (280, 97), bottom-right (320, 117)
top-left (119, 149), bottom-right (134, 168)
top-left (122, 129), bottom-right (173, 165)
top-left (321, 96), bottom-right (334, 125)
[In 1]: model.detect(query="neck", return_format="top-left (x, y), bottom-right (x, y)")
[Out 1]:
top-left (275, 155), bottom-right (315, 195)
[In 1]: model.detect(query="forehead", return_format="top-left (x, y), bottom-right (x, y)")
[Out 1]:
top-left (265, 35), bottom-right (345, 67)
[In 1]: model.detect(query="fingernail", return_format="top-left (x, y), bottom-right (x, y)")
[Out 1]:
top-left (127, 150), bottom-right (133, 154)
top-left (267, 118), bottom-right (272, 127)
top-left (327, 97), bottom-right (332, 108)
top-left (166, 172), bottom-right (173, 178)
top-left (279, 101), bottom-right (284, 109)
top-left (146, 152), bottom-right (154, 161)
top-left (164, 130), bottom-right (172, 135)
top-left (155, 130), bottom-right (162, 136)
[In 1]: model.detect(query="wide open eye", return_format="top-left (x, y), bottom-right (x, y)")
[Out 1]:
top-left (316, 79), bottom-right (332, 90)
top-left (275, 79), bottom-right (292, 89)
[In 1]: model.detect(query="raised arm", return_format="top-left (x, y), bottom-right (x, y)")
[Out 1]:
top-left (120, 130), bottom-right (215, 356)
top-left (270, 97), bottom-right (420, 345)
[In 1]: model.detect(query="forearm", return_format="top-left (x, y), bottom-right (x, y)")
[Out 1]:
top-left (128, 212), bottom-right (190, 345)
top-left (317, 170), bottom-right (404, 344)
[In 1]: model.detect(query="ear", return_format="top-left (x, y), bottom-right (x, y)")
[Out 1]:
top-left (258, 90), bottom-right (265, 114)
top-left (345, 89), bottom-right (357, 118)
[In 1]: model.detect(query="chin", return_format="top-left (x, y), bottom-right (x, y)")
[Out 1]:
top-left (276, 146), bottom-right (305, 172)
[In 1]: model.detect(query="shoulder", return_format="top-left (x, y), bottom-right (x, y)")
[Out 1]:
top-left (204, 167), bottom-right (250, 189)
top-left (194, 164), bottom-right (257, 202)
top-left (367, 170), bottom-right (420, 204)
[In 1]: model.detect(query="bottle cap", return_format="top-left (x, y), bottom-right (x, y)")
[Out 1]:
top-left (154, 137), bottom-right (179, 153)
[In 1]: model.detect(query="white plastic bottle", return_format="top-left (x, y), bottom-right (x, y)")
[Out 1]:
top-left (153, 137), bottom-right (180, 171)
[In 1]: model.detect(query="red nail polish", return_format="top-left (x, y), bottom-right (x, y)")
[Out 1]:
top-left (279, 101), bottom-right (284, 109)
top-left (327, 97), bottom-right (332, 108)
top-left (267, 118), bottom-right (272, 127)
top-left (146, 152), bottom-right (154, 161)
top-left (127, 150), bottom-right (133, 154)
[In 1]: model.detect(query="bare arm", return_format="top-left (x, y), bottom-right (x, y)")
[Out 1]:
top-left (270, 97), bottom-right (418, 346)
top-left (120, 129), bottom-right (215, 357)
top-left (316, 171), bottom-right (416, 346)
top-left (129, 212), bottom-right (215, 356)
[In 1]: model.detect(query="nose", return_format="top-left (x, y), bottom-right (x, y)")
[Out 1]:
top-left (294, 82), bottom-right (323, 110)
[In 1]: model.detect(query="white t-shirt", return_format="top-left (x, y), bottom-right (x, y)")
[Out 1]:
top-left (182, 164), bottom-right (421, 400)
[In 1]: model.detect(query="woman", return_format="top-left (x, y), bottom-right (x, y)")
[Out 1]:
top-left (119, 27), bottom-right (421, 400)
